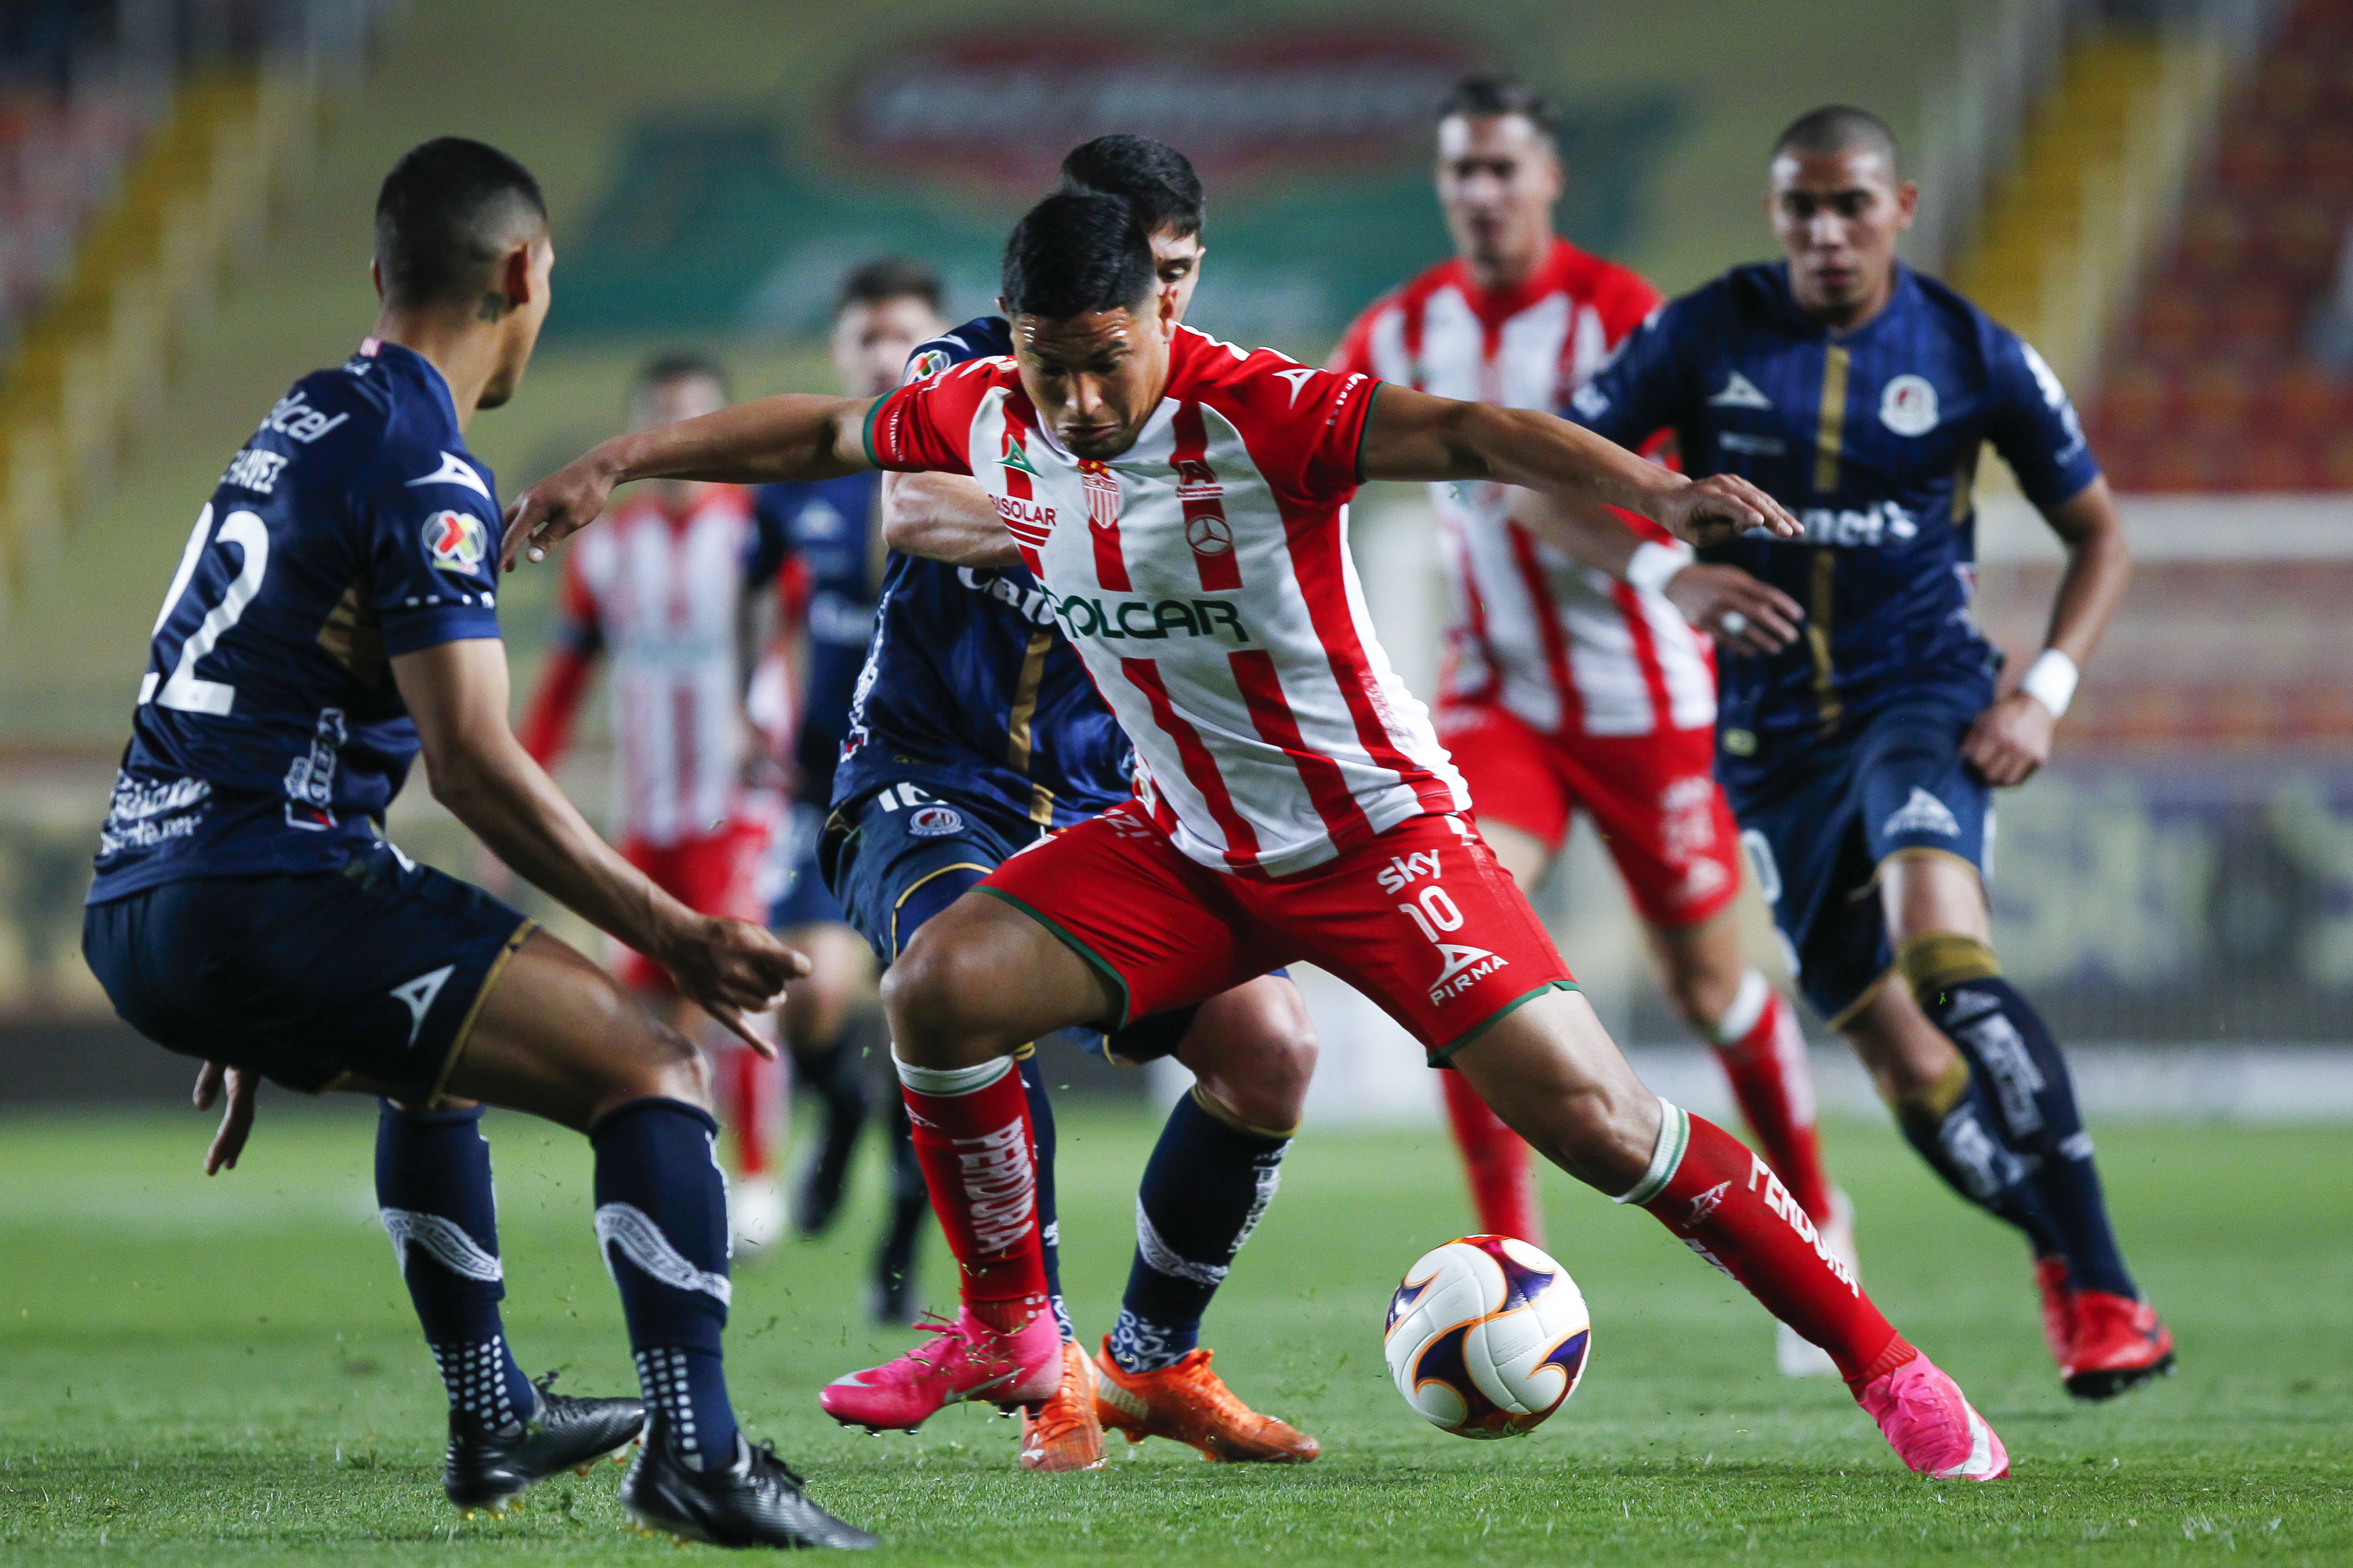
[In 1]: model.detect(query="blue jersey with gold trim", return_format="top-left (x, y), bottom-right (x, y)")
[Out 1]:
top-left (89, 340), bottom-right (505, 900)
top-left (749, 471), bottom-right (882, 805)
top-left (1569, 262), bottom-right (2099, 766)
top-left (830, 316), bottom-right (1134, 826)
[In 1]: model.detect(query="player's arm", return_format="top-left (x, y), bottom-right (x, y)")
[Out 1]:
top-left (392, 636), bottom-right (807, 1047)
top-left (1962, 475), bottom-right (2130, 786)
top-left (879, 471), bottom-right (1021, 568)
top-left (503, 393), bottom-right (877, 570)
top-left (1502, 485), bottom-right (1803, 656)
top-left (1360, 385), bottom-right (1801, 548)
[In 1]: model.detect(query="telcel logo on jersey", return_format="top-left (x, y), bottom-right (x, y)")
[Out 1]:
top-left (423, 510), bottom-right (488, 572)
top-left (1796, 500), bottom-right (1918, 548)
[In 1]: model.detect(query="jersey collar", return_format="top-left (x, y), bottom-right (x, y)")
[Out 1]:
top-left (362, 338), bottom-right (464, 430)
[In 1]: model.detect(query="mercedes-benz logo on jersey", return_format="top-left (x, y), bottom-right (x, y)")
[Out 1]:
top-left (1879, 374), bottom-right (1941, 436)
top-left (1185, 513), bottom-right (1234, 556)
top-left (424, 509), bottom-right (488, 572)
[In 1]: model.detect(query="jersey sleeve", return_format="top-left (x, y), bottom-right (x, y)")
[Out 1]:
top-left (861, 363), bottom-right (1001, 476)
top-left (1985, 333), bottom-right (2102, 508)
top-left (353, 438), bottom-right (503, 658)
top-left (1219, 351), bottom-right (1383, 501)
top-left (1562, 295), bottom-right (1692, 449)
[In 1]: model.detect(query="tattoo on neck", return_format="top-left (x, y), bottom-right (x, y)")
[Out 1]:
top-left (478, 292), bottom-right (508, 322)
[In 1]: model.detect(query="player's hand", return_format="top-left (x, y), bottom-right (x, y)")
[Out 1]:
top-left (1663, 564), bottom-right (1804, 655)
top-left (656, 915), bottom-right (812, 1057)
top-left (1655, 473), bottom-right (1801, 548)
top-left (1963, 689), bottom-right (2056, 787)
top-left (192, 1060), bottom-right (258, 1175)
top-left (501, 445), bottom-right (624, 572)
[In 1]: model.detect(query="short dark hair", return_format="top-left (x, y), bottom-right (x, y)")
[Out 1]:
top-left (1057, 135), bottom-right (1205, 239)
top-left (1772, 105), bottom-right (1899, 175)
top-left (836, 256), bottom-right (942, 316)
top-left (1438, 74), bottom-right (1555, 136)
top-left (631, 350), bottom-right (731, 406)
top-left (373, 137), bottom-right (547, 310)
top-left (999, 193), bottom-right (1156, 321)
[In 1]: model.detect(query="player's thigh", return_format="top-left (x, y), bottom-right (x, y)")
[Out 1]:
top-left (83, 844), bottom-right (533, 1103)
top-left (442, 929), bottom-right (708, 1130)
top-left (1448, 986), bottom-right (1659, 1195)
top-left (899, 803), bottom-right (1266, 1063)
top-left (1839, 972), bottom-right (1964, 1102)
top-left (1437, 702), bottom-right (1571, 886)
top-left (1175, 973), bottom-right (1319, 1132)
top-left (1639, 903), bottom-right (1749, 1027)
top-left (1879, 850), bottom-right (1992, 946)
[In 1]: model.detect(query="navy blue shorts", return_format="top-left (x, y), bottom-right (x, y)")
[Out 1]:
top-left (765, 801), bottom-right (847, 930)
top-left (1720, 698), bottom-right (1991, 1024)
top-left (821, 780), bottom-right (1208, 1064)
top-left (82, 841), bottom-right (533, 1097)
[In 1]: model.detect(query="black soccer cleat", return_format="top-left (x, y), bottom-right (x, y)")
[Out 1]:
top-left (619, 1434), bottom-right (876, 1550)
top-left (444, 1371), bottom-right (646, 1516)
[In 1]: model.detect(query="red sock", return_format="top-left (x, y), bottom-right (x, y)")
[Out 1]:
top-left (1708, 981), bottom-right (1834, 1223)
top-left (900, 1061), bottom-right (1049, 1331)
top-left (1441, 1070), bottom-right (1544, 1245)
top-left (721, 1047), bottom-right (784, 1177)
top-left (1633, 1108), bottom-right (1913, 1388)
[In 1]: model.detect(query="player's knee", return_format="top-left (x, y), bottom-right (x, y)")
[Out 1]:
top-left (879, 930), bottom-right (1012, 1068)
top-left (1184, 987), bottom-right (1318, 1130)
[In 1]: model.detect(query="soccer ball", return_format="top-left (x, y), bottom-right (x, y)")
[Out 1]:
top-left (1383, 1235), bottom-right (1591, 1439)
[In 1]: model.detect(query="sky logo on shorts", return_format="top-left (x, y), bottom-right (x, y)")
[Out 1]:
top-left (423, 509), bottom-right (488, 572)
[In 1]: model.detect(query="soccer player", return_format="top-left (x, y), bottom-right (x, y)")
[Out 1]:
top-left (833, 136), bottom-right (1321, 1470)
top-left (745, 261), bottom-right (943, 1246)
top-left (518, 352), bottom-right (792, 1252)
top-left (1563, 105), bottom-right (2172, 1400)
top-left (1329, 76), bottom-right (1851, 1380)
top-left (510, 191), bottom-right (2015, 1482)
top-left (79, 139), bottom-right (871, 1547)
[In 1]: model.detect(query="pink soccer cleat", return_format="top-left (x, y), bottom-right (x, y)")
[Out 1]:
top-left (818, 1307), bottom-right (1061, 1433)
top-left (1857, 1355), bottom-right (2009, 1480)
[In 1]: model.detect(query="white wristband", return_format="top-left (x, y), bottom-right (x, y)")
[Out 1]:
top-left (1625, 540), bottom-right (1693, 596)
top-left (2020, 648), bottom-right (2079, 718)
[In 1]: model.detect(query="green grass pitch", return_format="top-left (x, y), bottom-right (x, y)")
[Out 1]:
top-left (2, 1099), bottom-right (2348, 1565)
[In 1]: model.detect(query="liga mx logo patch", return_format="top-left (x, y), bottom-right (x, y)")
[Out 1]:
top-left (423, 509), bottom-right (488, 572)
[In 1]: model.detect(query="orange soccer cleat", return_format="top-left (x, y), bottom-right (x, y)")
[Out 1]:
top-left (1019, 1340), bottom-right (1105, 1472)
top-left (2064, 1290), bottom-right (2175, 1401)
top-left (1091, 1340), bottom-right (1319, 1464)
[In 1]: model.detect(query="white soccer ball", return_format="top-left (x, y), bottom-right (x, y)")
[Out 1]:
top-left (1383, 1235), bottom-right (1591, 1439)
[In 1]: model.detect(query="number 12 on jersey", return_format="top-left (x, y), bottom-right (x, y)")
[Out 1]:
top-left (141, 502), bottom-right (270, 716)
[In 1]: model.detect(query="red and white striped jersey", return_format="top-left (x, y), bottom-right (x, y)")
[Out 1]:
top-left (865, 326), bottom-right (1468, 878)
top-left (553, 486), bottom-right (758, 846)
top-left (1329, 238), bottom-right (1717, 738)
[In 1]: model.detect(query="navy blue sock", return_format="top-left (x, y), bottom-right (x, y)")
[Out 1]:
top-left (1888, 1066), bottom-right (2068, 1261)
top-left (1919, 970), bottom-right (2137, 1298)
top-left (874, 1095), bottom-right (929, 1316)
top-left (1109, 1088), bottom-right (1289, 1374)
top-left (591, 1098), bottom-right (738, 1469)
top-left (375, 1102), bottom-right (537, 1436)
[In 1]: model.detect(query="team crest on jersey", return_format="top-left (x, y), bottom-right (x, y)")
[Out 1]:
top-left (1879, 374), bottom-right (1940, 436)
top-left (1079, 461), bottom-right (1122, 530)
top-left (423, 510), bottom-right (488, 572)
top-left (908, 804), bottom-right (965, 838)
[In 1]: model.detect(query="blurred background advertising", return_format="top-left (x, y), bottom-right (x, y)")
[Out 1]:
top-left (0, 0), bottom-right (2345, 1122)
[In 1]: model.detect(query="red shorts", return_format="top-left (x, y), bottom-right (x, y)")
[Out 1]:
top-left (1438, 701), bottom-right (1741, 929)
top-left (980, 803), bottom-right (1575, 1060)
top-left (613, 817), bottom-right (773, 996)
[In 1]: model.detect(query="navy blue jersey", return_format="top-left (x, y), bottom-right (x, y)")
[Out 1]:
top-left (749, 471), bottom-right (881, 803)
top-left (830, 315), bottom-right (1134, 827)
top-left (89, 339), bottom-right (505, 900)
top-left (1569, 262), bottom-right (2101, 764)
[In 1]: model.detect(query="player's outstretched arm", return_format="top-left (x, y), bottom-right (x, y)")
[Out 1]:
top-left (1964, 475), bottom-right (2131, 786)
top-left (879, 471), bottom-right (1021, 568)
top-left (1505, 486), bottom-right (1804, 655)
top-left (392, 638), bottom-right (809, 1047)
top-left (1361, 385), bottom-right (1801, 548)
top-left (501, 392), bottom-right (879, 570)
